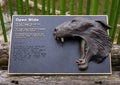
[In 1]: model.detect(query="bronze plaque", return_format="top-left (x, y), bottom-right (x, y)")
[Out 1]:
top-left (9, 15), bottom-right (112, 75)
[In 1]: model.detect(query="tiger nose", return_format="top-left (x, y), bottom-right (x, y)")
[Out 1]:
top-left (53, 28), bottom-right (58, 35)
top-left (54, 28), bottom-right (58, 32)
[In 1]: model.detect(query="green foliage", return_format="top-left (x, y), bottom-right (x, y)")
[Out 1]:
top-left (60, 0), bottom-right (66, 15)
top-left (25, 0), bottom-right (30, 15)
top-left (34, 0), bottom-right (38, 15)
top-left (0, 6), bottom-right (8, 42)
top-left (111, 0), bottom-right (120, 41)
top-left (52, 0), bottom-right (55, 15)
top-left (91, 0), bottom-right (99, 15)
top-left (16, 0), bottom-right (24, 15)
top-left (42, 0), bottom-right (45, 15)
top-left (16, 0), bottom-right (19, 14)
top-left (70, 0), bottom-right (74, 15)
top-left (78, 0), bottom-right (83, 15)
top-left (20, 0), bottom-right (24, 14)
top-left (47, 0), bottom-right (50, 15)
top-left (103, 0), bottom-right (109, 14)
top-left (109, 0), bottom-right (118, 36)
top-left (86, 0), bottom-right (91, 15)
top-left (109, 0), bottom-right (117, 25)
top-left (16, 0), bottom-right (20, 14)
top-left (8, 0), bottom-right (13, 19)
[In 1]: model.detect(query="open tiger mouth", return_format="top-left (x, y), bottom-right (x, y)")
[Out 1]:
top-left (54, 35), bottom-right (66, 45)
top-left (76, 57), bottom-right (89, 70)
top-left (54, 35), bottom-right (89, 70)
top-left (56, 37), bottom-right (64, 43)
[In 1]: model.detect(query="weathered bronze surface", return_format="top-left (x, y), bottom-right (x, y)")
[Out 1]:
top-left (9, 16), bottom-right (111, 74)
top-left (54, 17), bottom-right (112, 70)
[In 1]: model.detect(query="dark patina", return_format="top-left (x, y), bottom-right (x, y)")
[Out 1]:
top-left (54, 17), bottom-right (112, 70)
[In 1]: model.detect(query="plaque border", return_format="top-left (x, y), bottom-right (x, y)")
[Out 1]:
top-left (8, 15), bottom-right (112, 75)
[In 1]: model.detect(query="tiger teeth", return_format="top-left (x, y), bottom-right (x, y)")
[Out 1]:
top-left (61, 38), bottom-right (64, 43)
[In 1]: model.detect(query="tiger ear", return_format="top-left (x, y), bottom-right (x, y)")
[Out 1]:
top-left (95, 20), bottom-right (111, 30)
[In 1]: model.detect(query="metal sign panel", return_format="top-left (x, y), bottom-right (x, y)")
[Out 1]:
top-left (9, 15), bottom-right (112, 75)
